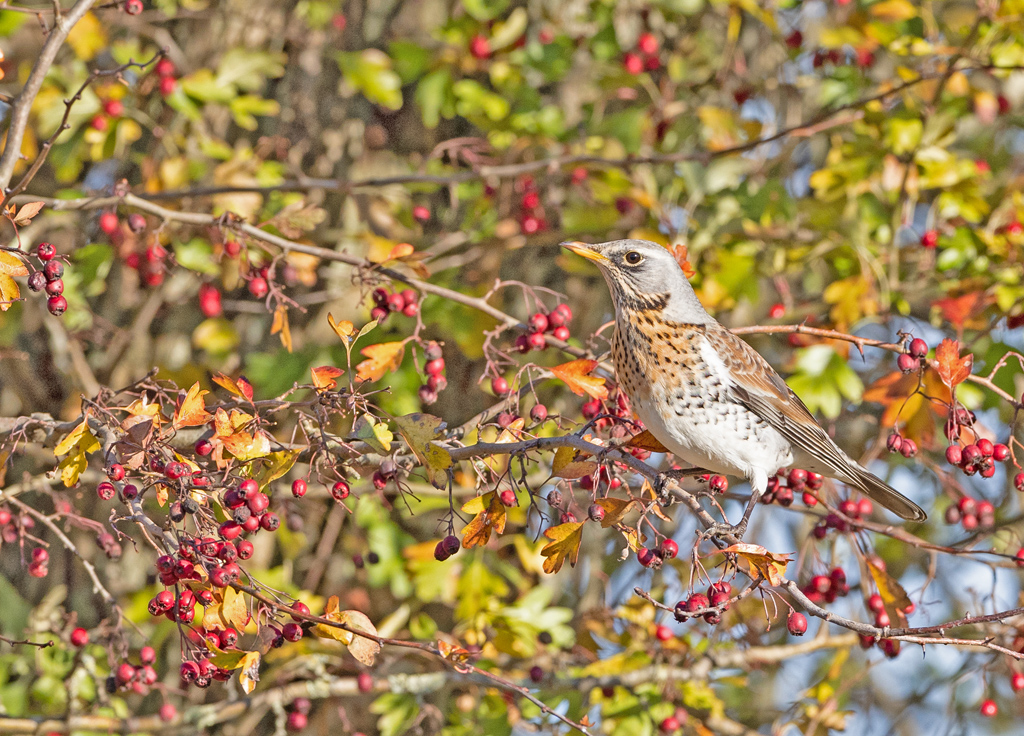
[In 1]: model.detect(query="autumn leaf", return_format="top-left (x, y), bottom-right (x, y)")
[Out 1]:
top-left (866, 558), bottom-right (911, 628)
top-left (933, 291), bottom-right (992, 330)
top-left (271, 304), bottom-right (292, 352)
top-left (310, 365), bottom-right (344, 391)
top-left (540, 521), bottom-right (585, 574)
top-left (203, 586), bottom-right (250, 631)
top-left (551, 444), bottom-right (598, 479)
top-left (249, 449), bottom-right (300, 488)
top-left (625, 429), bottom-right (669, 453)
top-left (351, 413), bottom-right (393, 454)
top-left (54, 419), bottom-right (101, 487)
top-left (173, 382), bottom-right (212, 429)
top-left (312, 596), bottom-right (381, 665)
top-left (670, 244), bottom-right (696, 279)
top-left (437, 638), bottom-right (472, 667)
top-left (355, 341), bottom-right (405, 382)
top-left (394, 413), bottom-right (452, 485)
top-left (461, 491), bottom-right (507, 549)
top-left (211, 372), bottom-right (254, 402)
top-left (863, 369), bottom-right (946, 444)
top-left (327, 312), bottom-right (354, 341)
top-left (237, 651), bottom-right (261, 693)
top-left (935, 338), bottom-right (973, 390)
top-left (0, 251), bottom-right (29, 277)
top-left (0, 274), bottom-right (20, 312)
top-left (213, 408), bottom-right (271, 461)
top-left (11, 201), bottom-right (44, 226)
top-left (549, 359), bottom-right (609, 400)
top-left (386, 242), bottom-right (414, 260)
top-left (719, 543), bottom-right (791, 586)
top-left (594, 497), bottom-right (637, 528)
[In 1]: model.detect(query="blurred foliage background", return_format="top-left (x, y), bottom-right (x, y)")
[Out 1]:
top-left (2, 0), bottom-right (1024, 734)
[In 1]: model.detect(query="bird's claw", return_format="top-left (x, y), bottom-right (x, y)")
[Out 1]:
top-left (701, 519), bottom-right (748, 543)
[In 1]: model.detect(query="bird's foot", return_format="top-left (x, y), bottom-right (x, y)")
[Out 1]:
top-left (654, 468), bottom-right (711, 504)
top-left (700, 518), bottom-right (748, 544)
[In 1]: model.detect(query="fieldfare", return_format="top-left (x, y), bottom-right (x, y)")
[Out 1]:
top-left (562, 239), bottom-right (926, 534)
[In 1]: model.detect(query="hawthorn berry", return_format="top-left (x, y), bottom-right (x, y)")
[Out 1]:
top-left (286, 712), bottom-right (308, 732)
top-left (260, 512), bottom-right (280, 531)
top-left (623, 52), bottom-right (643, 75)
top-left (945, 445), bottom-right (962, 465)
top-left (248, 276), bottom-right (268, 299)
top-left (36, 242), bottom-right (55, 261)
top-left (529, 404), bottom-right (548, 423)
top-left (908, 338), bottom-right (928, 358)
top-left (70, 627), bottom-right (89, 647)
top-left (124, 0), bottom-right (143, 14)
top-left (357, 671), bottom-right (373, 693)
top-left (920, 230), bottom-right (939, 248)
top-left (499, 489), bottom-right (516, 507)
top-left (237, 539), bottom-right (254, 559)
top-left (491, 376), bottom-right (509, 396)
top-left (980, 699), bottom-right (997, 717)
top-left (638, 32), bottom-right (658, 55)
top-left (787, 612), bottom-right (808, 636)
top-left (159, 703), bottom-right (177, 722)
top-left (27, 271), bottom-right (46, 292)
top-left (659, 539), bottom-right (679, 560)
top-left (331, 480), bottom-right (350, 501)
top-left (1012, 672), bottom-right (1024, 692)
top-left (659, 716), bottom-right (680, 733)
top-left (552, 325), bottom-right (570, 341)
top-left (412, 205), bottom-right (430, 222)
top-left (291, 479), bottom-right (307, 498)
top-left (43, 260), bottom-right (63, 281)
top-left (159, 75), bottom-right (177, 96)
top-left (469, 35), bottom-right (491, 59)
top-left (116, 662), bottom-right (136, 685)
top-left (896, 354), bottom-right (917, 373)
top-left (99, 212), bottom-right (120, 235)
top-left (97, 481), bottom-right (116, 500)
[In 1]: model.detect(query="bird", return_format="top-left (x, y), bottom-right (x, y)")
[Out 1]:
top-left (561, 238), bottom-right (926, 534)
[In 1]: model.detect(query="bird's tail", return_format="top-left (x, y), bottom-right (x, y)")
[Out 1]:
top-left (844, 464), bottom-right (927, 522)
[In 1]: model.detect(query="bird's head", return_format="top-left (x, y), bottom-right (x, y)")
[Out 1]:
top-left (561, 239), bottom-right (711, 324)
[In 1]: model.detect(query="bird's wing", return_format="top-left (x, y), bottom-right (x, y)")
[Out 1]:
top-left (701, 326), bottom-right (926, 521)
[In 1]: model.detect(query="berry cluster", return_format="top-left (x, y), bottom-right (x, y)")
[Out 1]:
top-left (433, 534), bottom-right (461, 561)
top-left (673, 580), bottom-right (732, 625)
top-left (896, 337), bottom-right (929, 373)
top-left (636, 538), bottom-right (678, 569)
top-left (108, 646), bottom-right (159, 695)
top-left (371, 286), bottom-right (419, 322)
top-left (26, 242), bottom-right (68, 316)
top-left (885, 432), bottom-right (918, 458)
top-left (516, 176), bottom-right (548, 234)
top-left (811, 497), bottom-right (874, 538)
top-left (943, 496), bottom-right (996, 531)
top-left (866, 590), bottom-right (914, 627)
top-left (944, 438), bottom-right (1011, 479)
top-left (418, 341), bottom-right (446, 404)
top-left (285, 697), bottom-right (312, 732)
top-left (154, 57), bottom-right (177, 96)
top-left (90, 96), bottom-right (125, 132)
top-left (623, 32), bottom-right (660, 75)
top-left (762, 467), bottom-right (824, 507)
top-left (517, 303), bottom-right (572, 355)
top-left (800, 567), bottom-right (850, 606)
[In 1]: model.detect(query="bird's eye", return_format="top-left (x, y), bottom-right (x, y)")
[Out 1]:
top-left (624, 251), bottom-right (643, 265)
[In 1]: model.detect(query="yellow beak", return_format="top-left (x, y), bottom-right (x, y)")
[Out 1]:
top-left (560, 241), bottom-right (608, 263)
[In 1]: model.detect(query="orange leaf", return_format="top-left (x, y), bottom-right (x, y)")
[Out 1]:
top-left (670, 244), bottom-right (696, 279)
top-left (211, 373), bottom-right (254, 402)
top-left (718, 543), bottom-right (791, 586)
top-left (461, 491), bottom-right (507, 549)
top-left (327, 312), bottom-right (354, 340)
top-left (934, 291), bottom-right (992, 329)
top-left (625, 430), bottom-right (669, 453)
top-left (173, 382), bottom-right (211, 430)
top-left (271, 305), bottom-right (292, 353)
top-left (311, 365), bottom-right (344, 392)
top-left (0, 251), bottom-right (29, 277)
top-left (549, 359), bottom-right (608, 400)
top-left (935, 338), bottom-right (973, 389)
top-left (11, 201), bottom-right (44, 226)
top-left (355, 342), bottom-right (405, 382)
top-left (540, 521), bottom-right (585, 574)
top-left (386, 242), bottom-right (415, 260)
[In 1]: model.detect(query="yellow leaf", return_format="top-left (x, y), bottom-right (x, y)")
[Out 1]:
top-left (355, 342), bottom-right (405, 382)
top-left (202, 586), bottom-right (250, 631)
top-left (173, 382), bottom-right (212, 430)
top-left (551, 445), bottom-right (598, 479)
top-left (461, 491), bottom-right (507, 548)
top-left (352, 413), bottom-right (392, 453)
top-left (221, 430), bottom-right (271, 462)
top-left (311, 365), bottom-right (344, 391)
top-left (0, 252), bottom-right (28, 277)
top-left (271, 305), bottom-right (292, 353)
top-left (549, 359), bottom-right (608, 400)
top-left (311, 596), bottom-right (381, 665)
top-left (625, 430), bottom-right (669, 453)
top-left (237, 651), bottom-right (261, 694)
top-left (54, 420), bottom-right (101, 485)
top-left (250, 450), bottom-right (300, 488)
top-left (595, 497), bottom-right (637, 528)
top-left (870, 0), bottom-right (918, 20)
top-left (0, 274), bottom-right (19, 312)
top-left (540, 521), bottom-right (585, 574)
top-left (719, 544), bottom-right (792, 586)
top-left (394, 413), bottom-right (452, 485)
top-left (54, 419), bottom-right (93, 456)
top-left (328, 312), bottom-right (354, 340)
top-left (66, 12), bottom-right (107, 60)
top-left (866, 558), bottom-right (912, 624)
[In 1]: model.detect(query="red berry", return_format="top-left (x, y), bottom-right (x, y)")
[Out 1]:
top-left (248, 276), bottom-right (268, 299)
top-left (552, 325), bottom-right (570, 341)
top-left (124, 0), bottom-right (142, 15)
top-left (528, 312), bottom-right (549, 333)
top-left (977, 438), bottom-right (994, 457)
top-left (99, 212), bottom-right (119, 234)
top-left (900, 439), bottom-right (917, 458)
top-left (44, 260), bottom-right (66, 281)
top-left (1012, 672), bottom-right (1024, 692)
top-left (140, 645), bottom-right (156, 665)
top-left (527, 332), bottom-right (547, 350)
top-left (768, 303), bottom-right (785, 319)
top-left (908, 338), bottom-right (928, 358)
top-left (286, 711), bottom-right (308, 732)
top-left (45, 279), bottom-right (64, 296)
top-left (655, 624), bottom-right (673, 642)
top-left (638, 32), bottom-right (658, 55)
top-left (897, 354), bottom-right (917, 373)
top-left (159, 703), bottom-right (177, 722)
top-left (219, 628), bottom-right (238, 648)
top-left (425, 358), bottom-right (445, 376)
top-left (980, 699), bottom-right (997, 717)
top-left (945, 445), bottom-right (962, 465)
top-left (27, 271), bottom-right (46, 292)
top-left (103, 98), bottom-right (124, 117)
top-left (787, 611), bottom-right (807, 635)
top-left (357, 671), bottom-right (373, 693)
top-left (636, 547), bottom-right (659, 568)
top-left (159, 75), bottom-right (177, 96)
top-left (47, 294), bottom-right (67, 316)
top-left (659, 716), bottom-right (680, 733)
top-left (127, 213), bottom-right (147, 232)
top-left (116, 662), bottom-right (136, 685)
top-left (282, 622), bottom-right (303, 642)
top-left (521, 191), bottom-right (540, 210)
top-left (291, 479), bottom-right (307, 498)
top-left (70, 627), bottom-right (89, 647)
top-left (36, 242), bottom-right (55, 261)
top-left (623, 52), bottom-right (643, 75)
top-left (1014, 472), bottom-right (1024, 492)
top-left (659, 539), bottom-right (679, 560)
top-left (412, 205), bottom-right (430, 222)
top-left (992, 443), bottom-right (1009, 462)
top-left (868, 593), bottom-right (884, 612)
top-left (682, 593), bottom-right (709, 614)
top-left (530, 404), bottom-right (548, 423)
top-left (785, 30), bottom-right (803, 49)
top-left (491, 376), bottom-right (509, 396)
top-left (499, 489), bottom-right (516, 507)
top-left (331, 480), bottom-right (350, 501)
top-left (198, 283), bottom-right (222, 318)
top-left (921, 230), bottom-right (939, 248)
top-left (469, 35), bottom-right (491, 59)
top-left (236, 540), bottom-right (254, 559)
top-left (90, 114), bottom-right (109, 131)
top-left (97, 481), bottom-right (116, 500)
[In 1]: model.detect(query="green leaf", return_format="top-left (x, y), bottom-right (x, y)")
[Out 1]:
top-left (173, 239), bottom-right (219, 274)
top-left (337, 50), bottom-right (403, 110)
top-left (416, 69), bottom-right (452, 129)
top-left (370, 693), bottom-right (419, 736)
top-left (461, 0), bottom-right (509, 21)
top-left (389, 41), bottom-right (432, 83)
top-left (229, 95), bottom-right (280, 130)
